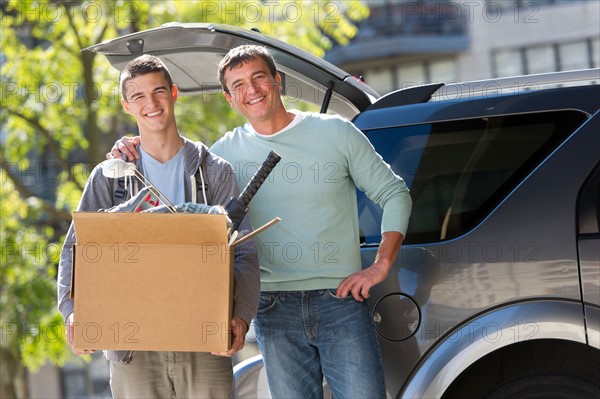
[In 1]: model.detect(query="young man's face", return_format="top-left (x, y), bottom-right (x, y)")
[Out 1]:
top-left (121, 71), bottom-right (178, 134)
top-left (223, 57), bottom-right (284, 125)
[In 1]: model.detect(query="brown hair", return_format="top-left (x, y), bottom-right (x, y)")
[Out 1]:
top-left (218, 45), bottom-right (277, 93)
top-left (120, 54), bottom-right (174, 100)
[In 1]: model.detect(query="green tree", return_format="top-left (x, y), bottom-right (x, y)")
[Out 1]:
top-left (0, 1), bottom-right (368, 397)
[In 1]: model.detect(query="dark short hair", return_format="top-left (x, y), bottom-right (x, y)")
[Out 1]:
top-left (120, 54), bottom-right (174, 99)
top-left (218, 45), bottom-right (277, 94)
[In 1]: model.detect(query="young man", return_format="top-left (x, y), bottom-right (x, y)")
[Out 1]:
top-left (57, 54), bottom-right (259, 398)
top-left (111, 45), bottom-right (412, 398)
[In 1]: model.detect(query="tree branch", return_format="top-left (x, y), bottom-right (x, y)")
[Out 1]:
top-left (0, 158), bottom-right (71, 225)
top-left (54, 40), bottom-right (79, 58)
top-left (63, 3), bottom-right (85, 51)
top-left (93, 18), bottom-right (110, 47)
top-left (5, 109), bottom-right (85, 192)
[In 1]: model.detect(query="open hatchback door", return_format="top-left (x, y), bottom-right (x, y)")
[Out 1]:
top-left (84, 23), bottom-right (379, 118)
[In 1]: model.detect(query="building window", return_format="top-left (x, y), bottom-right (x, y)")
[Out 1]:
top-left (559, 41), bottom-right (591, 71)
top-left (396, 63), bottom-right (427, 89)
top-left (525, 45), bottom-right (556, 74)
top-left (493, 49), bottom-right (524, 77)
top-left (430, 59), bottom-right (458, 84)
top-left (494, 37), bottom-right (597, 77)
top-left (363, 68), bottom-right (394, 95)
top-left (362, 58), bottom-right (459, 94)
top-left (592, 37), bottom-right (600, 68)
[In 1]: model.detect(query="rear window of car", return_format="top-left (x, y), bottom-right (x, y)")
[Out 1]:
top-left (358, 110), bottom-right (588, 245)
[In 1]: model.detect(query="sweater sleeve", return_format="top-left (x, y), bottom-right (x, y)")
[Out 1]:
top-left (202, 150), bottom-right (260, 326)
top-left (342, 119), bottom-right (412, 236)
top-left (57, 163), bottom-right (115, 321)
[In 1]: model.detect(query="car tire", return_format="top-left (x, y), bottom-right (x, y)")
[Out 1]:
top-left (482, 374), bottom-right (600, 399)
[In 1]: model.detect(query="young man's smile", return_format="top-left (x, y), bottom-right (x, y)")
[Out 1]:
top-left (145, 110), bottom-right (163, 117)
top-left (121, 71), bottom-right (178, 135)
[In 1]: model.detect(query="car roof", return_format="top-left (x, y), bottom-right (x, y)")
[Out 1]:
top-left (84, 23), bottom-right (380, 119)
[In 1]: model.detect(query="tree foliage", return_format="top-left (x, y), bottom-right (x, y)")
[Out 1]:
top-left (0, 1), bottom-right (368, 397)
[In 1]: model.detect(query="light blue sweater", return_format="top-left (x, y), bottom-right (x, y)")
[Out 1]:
top-left (211, 111), bottom-right (411, 291)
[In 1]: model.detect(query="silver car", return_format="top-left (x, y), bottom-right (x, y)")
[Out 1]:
top-left (88, 23), bottom-right (600, 398)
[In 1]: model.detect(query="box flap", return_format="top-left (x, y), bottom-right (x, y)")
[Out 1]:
top-left (73, 212), bottom-right (228, 245)
top-left (232, 217), bottom-right (281, 246)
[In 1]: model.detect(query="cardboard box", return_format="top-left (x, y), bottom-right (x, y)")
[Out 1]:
top-left (70, 212), bottom-right (233, 352)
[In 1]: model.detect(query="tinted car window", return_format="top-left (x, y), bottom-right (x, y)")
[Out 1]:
top-left (358, 111), bottom-right (588, 244)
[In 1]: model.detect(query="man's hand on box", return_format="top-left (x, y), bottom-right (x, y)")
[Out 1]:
top-left (66, 313), bottom-right (96, 356)
top-left (107, 136), bottom-right (140, 161)
top-left (212, 317), bottom-right (248, 357)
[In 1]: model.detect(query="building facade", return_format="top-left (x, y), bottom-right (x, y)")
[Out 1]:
top-left (326, 0), bottom-right (600, 95)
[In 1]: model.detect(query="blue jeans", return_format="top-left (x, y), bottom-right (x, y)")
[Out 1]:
top-left (254, 290), bottom-right (386, 399)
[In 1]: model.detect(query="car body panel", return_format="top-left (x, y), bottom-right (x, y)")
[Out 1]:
top-left (233, 355), bottom-right (332, 399)
top-left (353, 85), bottom-right (599, 129)
top-left (360, 105), bottom-right (599, 397)
top-left (579, 238), bottom-right (600, 307)
top-left (577, 160), bottom-right (600, 310)
top-left (585, 305), bottom-right (600, 350)
top-left (233, 355), bottom-right (272, 399)
top-left (400, 300), bottom-right (587, 399)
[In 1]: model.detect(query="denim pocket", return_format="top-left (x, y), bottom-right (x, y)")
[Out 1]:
top-left (326, 289), bottom-right (353, 301)
top-left (257, 292), bottom-right (279, 313)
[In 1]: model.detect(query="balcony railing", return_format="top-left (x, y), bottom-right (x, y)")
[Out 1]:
top-left (326, 1), bottom-right (469, 65)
